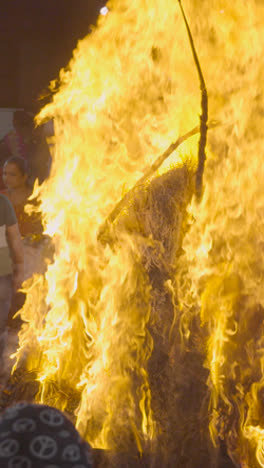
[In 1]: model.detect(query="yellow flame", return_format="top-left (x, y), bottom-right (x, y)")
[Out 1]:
top-left (11, 0), bottom-right (264, 465)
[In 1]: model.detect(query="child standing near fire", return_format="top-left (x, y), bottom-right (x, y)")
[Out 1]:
top-left (1, 156), bottom-right (43, 239)
top-left (1, 156), bottom-right (46, 323)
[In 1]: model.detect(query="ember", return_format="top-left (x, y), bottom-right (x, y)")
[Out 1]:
top-left (1, 1), bottom-right (264, 467)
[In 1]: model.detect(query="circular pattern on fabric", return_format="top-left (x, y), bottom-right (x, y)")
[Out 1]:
top-left (29, 436), bottom-right (57, 460)
top-left (4, 403), bottom-right (29, 421)
top-left (3, 408), bottom-right (19, 420)
top-left (0, 431), bottom-right (11, 440)
top-left (12, 419), bottom-right (36, 433)
top-left (62, 444), bottom-right (81, 462)
top-left (0, 403), bottom-right (93, 467)
top-left (39, 409), bottom-right (64, 428)
top-left (73, 465), bottom-right (89, 468)
top-left (8, 455), bottom-right (32, 468)
top-left (58, 430), bottom-right (70, 438)
top-left (13, 403), bottom-right (29, 410)
top-left (43, 465), bottom-right (60, 468)
top-left (0, 439), bottom-right (20, 457)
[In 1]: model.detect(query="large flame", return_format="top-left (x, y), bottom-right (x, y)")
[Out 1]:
top-left (11, 0), bottom-right (264, 466)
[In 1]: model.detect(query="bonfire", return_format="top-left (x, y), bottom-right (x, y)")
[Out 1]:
top-left (1, 1), bottom-right (264, 467)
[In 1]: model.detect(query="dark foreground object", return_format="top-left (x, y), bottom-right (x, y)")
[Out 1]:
top-left (0, 368), bottom-right (237, 468)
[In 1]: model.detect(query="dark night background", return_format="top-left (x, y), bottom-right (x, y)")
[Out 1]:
top-left (0, 0), bottom-right (105, 111)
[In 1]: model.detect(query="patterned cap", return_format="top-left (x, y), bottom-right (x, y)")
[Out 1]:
top-left (0, 402), bottom-right (93, 468)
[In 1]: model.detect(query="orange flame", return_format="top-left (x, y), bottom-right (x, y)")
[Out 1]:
top-left (11, 0), bottom-right (264, 465)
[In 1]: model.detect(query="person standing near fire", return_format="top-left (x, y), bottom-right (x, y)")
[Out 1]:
top-left (1, 156), bottom-right (43, 238)
top-left (0, 110), bottom-right (51, 189)
top-left (0, 156), bottom-right (46, 329)
top-left (0, 193), bottom-right (24, 368)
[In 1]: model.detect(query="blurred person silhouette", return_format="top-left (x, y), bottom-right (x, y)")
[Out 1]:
top-left (30, 122), bottom-right (52, 184)
top-left (0, 157), bottom-right (47, 329)
top-left (0, 193), bottom-right (24, 368)
top-left (0, 111), bottom-right (32, 162)
top-left (0, 110), bottom-right (31, 191)
top-left (0, 110), bottom-right (51, 187)
top-left (1, 157), bottom-right (43, 239)
top-left (0, 402), bottom-right (93, 467)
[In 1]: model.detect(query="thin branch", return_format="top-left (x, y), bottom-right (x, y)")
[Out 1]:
top-left (98, 121), bottom-right (217, 241)
top-left (178, 0), bottom-right (208, 200)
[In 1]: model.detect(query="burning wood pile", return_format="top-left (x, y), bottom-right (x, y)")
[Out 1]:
top-left (1, 1), bottom-right (264, 467)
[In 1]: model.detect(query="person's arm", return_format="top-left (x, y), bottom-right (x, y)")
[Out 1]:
top-left (6, 223), bottom-right (24, 291)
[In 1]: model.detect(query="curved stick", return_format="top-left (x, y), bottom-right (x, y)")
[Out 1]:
top-left (178, 0), bottom-right (208, 200)
top-left (98, 120), bottom-right (218, 242)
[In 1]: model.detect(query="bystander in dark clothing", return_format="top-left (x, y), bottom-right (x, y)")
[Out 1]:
top-left (0, 402), bottom-right (93, 467)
